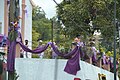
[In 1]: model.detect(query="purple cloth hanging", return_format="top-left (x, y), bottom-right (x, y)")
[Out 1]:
top-left (7, 41), bottom-right (16, 71)
top-left (7, 24), bottom-right (20, 72)
top-left (64, 46), bottom-right (80, 75)
top-left (50, 43), bottom-right (64, 57)
top-left (18, 42), bottom-right (49, 53)
top-left (7, 24), bottom-right (80, 75)
top-left (7, 41), bottom-right (49, 72)
top-left (7, 34), bottom-right (81, 75)
top-left (51, 43), bottom-right (81, 75)
top-left (50, 43), bottom-right (78, 58)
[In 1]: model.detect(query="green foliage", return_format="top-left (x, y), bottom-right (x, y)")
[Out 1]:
top-left (56, 0), bottom-right (120, 60)
top-left (34, 18), bottom-right (51, 41)
top-left (32, 29), bottom-right (39, 49)
top-left (32, 6), bottom-right (45, 20)
top-left (44, 47), bottom-right (52, 59)
top-left (32, 6), bottom-right (52, 49)
top-left (106, 51), bottom-right (113, 57)
top-left (56, 0), bottom-right (120, 42)
top-left (32, 0), bottom-right (120, 60)
top-left (14, 70), bottom-right (19, 80)
top-left (32, 54), bottom-right (39, 58)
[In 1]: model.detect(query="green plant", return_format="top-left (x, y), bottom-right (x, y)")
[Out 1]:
top-left (32, 54), bottom-right (39, 58)
top-left (14, 70), bottom-right (19, 80)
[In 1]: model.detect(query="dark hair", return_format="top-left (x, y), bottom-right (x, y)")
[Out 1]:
top-left (25, 40), bottom-right (28, 45)
top-left (76, 34), bottom-right (80, 38)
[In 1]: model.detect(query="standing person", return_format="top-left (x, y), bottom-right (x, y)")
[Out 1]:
top-left (74, 34), bottom-right (80, 45)
top-left (90, 41), bottom-right (99, 66)
top-left (38, 39), bottom-right (44, 59)
top-left (74, 34), bottom-right (85, 60)
top-left (23, 40), bottom-right (29, 58)
top-left (20, 48), bottom-right (24, 58)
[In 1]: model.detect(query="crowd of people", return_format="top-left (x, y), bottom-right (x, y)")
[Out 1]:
top-left (72, 34), bottom-right (119, 73)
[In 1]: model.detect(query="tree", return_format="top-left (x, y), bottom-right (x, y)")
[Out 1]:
top-left (56, 0), bottom-right (120, 50)
top-left (32, 6), bottom-right (52, 49)
top-left (32, 29), bottom-right (39, 49)
top-left (33, 18), bottom-right (51, 41)
top-left (32, 6), bottom-right (46, 20)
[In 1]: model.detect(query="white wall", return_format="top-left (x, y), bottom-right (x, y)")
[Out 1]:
top-left (24, 0), bottom-right (32, 58)
top-left (0, 0), bottom-right (4, 34)
top-left (15, 58), bottom-right (119, 80)
top-left (19, 0), bottom-right (22, 31)
top-left (24, 0), bottom-right (32, 48)
top-left (19, 0), bottom-right (32, 58)
top-left (19, 0), bottom-right (32, 47)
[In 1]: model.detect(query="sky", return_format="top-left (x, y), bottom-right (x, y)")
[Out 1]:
top-left (33, 0), bottom-right (62, 19)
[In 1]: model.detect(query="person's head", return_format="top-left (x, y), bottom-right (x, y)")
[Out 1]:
top-left (38, 39), bottom-right (43, 45)
top-left (25, 40), bottom-right (28, 45)
top-left (39, 40), bottom-right (42, 43)
top-left (74, 37), bottom-right (79, 42)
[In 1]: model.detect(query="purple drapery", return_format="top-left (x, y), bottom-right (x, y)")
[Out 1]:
top-left (19, 42), bottom-right (81, 75)
top-left (7, 41), bottom-right (16, 72)
top-left (51, 43), bottom-right (78, 58)
top-left (18, 42), bottom-right (49, 53)
top-left (7, 41), bottom-right (49, 72)
top-left (51, 43), bottom-right (81, 75)
top-left (64, 46), bottom-right (80, 75)
top-left (7, 39), bottom-right (81, 75)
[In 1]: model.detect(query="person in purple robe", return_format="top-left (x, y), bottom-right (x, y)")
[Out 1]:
top-left (74, 34), bottom-right (85, 59)
top-left (89, 41), bottom-right (98, 65)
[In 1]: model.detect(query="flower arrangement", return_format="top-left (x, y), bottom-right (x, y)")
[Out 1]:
top-left (8, 17), bottom-right (21, 42)
top-left (8, 21), bottom-right (19, 42)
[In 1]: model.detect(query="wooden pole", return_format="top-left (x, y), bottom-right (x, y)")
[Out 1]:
top-left (21, 0), bottom-right (26, 41)
top-left (113, 0), bottom-right (117, 80)
top-left (51, 19), bottom-right (53, 43)
top-left (3, 1), bottom-right (8, 79)
top-left (4, 0), bottom-right (8, 36)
